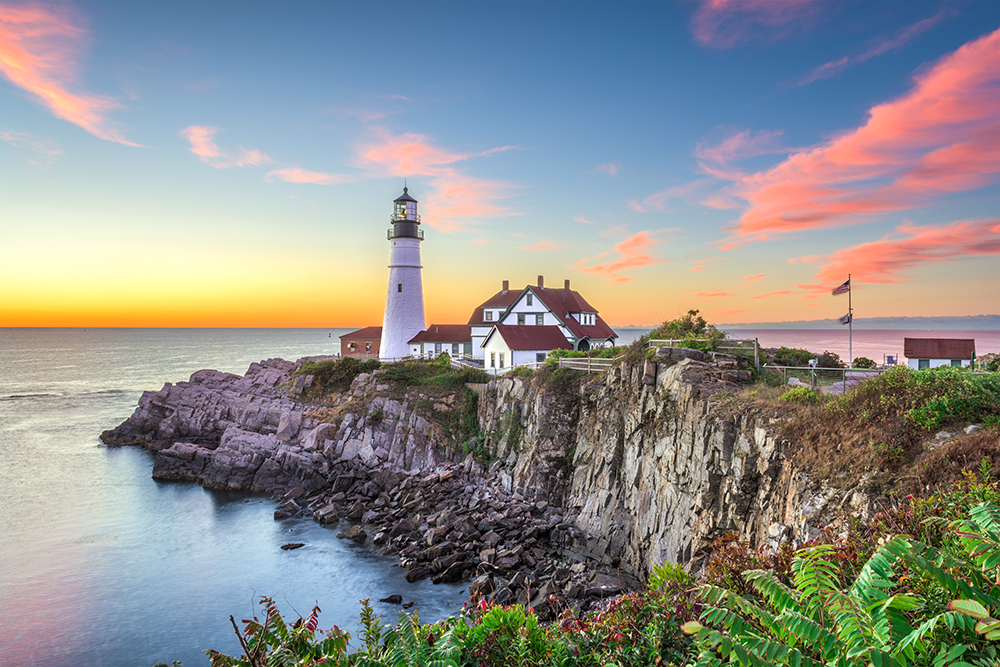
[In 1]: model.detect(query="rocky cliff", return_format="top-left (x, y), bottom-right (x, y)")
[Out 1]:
top-left (102, 349), bottom-right (861, 607)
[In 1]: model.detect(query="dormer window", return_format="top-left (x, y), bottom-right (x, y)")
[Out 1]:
top-left (485, 311), bottom-right (493, 321)
top-left (526, 294), bottom-right (533, 306)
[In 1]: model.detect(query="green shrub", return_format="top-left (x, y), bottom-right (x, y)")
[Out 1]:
top-left (295, 357), bottom-right (381, 394)
top-left (771, 347), bottom-right (845, 368)
top-left (853, 356), bottom-right (876, 369)
top-left (779, 386), bottom-right (821, 404)
top-left (641, 309), bottom-right (726, 352)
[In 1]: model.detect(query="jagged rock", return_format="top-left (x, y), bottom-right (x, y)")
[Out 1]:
top-left (379, 594), bottom-right (402, 604)
top-left (314, 504), bottom-right (339, 525)
top-left (280, 543), bottom-right (305, 550)
top-left (337, 525), bottom-right (368, 543)
top-left (274, 500), bottom-right (300, 519)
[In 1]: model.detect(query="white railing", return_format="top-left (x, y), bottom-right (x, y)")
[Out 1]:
top-left (763, 365), bottom-right (886, 394)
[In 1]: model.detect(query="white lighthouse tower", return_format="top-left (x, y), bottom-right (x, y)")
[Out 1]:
top-left (379, 187), bottom-right (426, 359)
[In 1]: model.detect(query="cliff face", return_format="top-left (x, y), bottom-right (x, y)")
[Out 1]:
top-left (478, 348), bottom-right (823, 578)
top-left (103, 350), bottom-right (860, 584)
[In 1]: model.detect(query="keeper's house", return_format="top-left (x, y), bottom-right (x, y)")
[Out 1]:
top-left (904, 338), bottom-right (975, 369)
top-left (475, 275), bottom-right (617, 370)
top-left (340, 326), bottom-right (382, 359)
top-left (408, 325), bottom-right (473, 358)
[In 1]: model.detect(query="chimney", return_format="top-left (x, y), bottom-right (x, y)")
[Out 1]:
top-left (537, 275), bottom-right (544, 288)
top-left (502, 280), bottom-right (509, 292)
top-left (564, 279), bottom-right (570, 290)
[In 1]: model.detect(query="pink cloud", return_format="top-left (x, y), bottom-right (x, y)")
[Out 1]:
top-left (573, 231), bottom-right (661, 285)
top-left (518, 239), bottom-right (568, 252)
top-left (265, 167), bottom-right (349, 185)
top-left (689, 257), bottom-right (719, 272)
top-left (353, 129), bottom-right (516, 232)
top-left (696, 291), bottom-right (736, 298)
top-left (180, 126), bottom-right (270, 168)
top-left (796, 13), bottom-right (944, 86)
top-left (750, 290), bottom-right (792, 300)
top-left (0, 4), bottom-right (137, 145)
top-left (573, 215), bottom-right (595, 225)
top-left (805, 218), bottom-right (1000, 288)
top-left (690, 0), bottom-right (824, 49)
top-left (725, 28), bottom-right (1000, 242)
top-left (594, 161), bottom-right (620, 176)
top-left (741, 273), bottom-right (766, 284)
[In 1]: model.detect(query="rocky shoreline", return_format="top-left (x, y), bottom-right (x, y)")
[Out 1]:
top-left (102, 347), bottom-right (856, 618)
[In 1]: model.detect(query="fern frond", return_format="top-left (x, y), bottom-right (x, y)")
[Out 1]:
top-left (849, 536), bottom-right (910, 604)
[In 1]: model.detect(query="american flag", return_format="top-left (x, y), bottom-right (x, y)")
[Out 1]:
top-left (832, 279), bottom-right (850, 296)
top-left (839, 313), bottom-right (852, 325)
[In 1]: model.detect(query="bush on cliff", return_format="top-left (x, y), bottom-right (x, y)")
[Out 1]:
top-left (296, 357), bottom-right (382, 395)
top-left (642, 309), bottom-right (726, 352)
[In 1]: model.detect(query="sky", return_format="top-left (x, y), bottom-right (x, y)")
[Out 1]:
top-left (1, 1), bottom-right (998, 328)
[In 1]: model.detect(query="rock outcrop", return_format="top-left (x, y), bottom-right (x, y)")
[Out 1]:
top-left (103, 348), bottom-right (864, 609)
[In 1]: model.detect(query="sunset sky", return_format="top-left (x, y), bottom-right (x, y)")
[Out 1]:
top-left (1, 1), bottom-right (998, 328)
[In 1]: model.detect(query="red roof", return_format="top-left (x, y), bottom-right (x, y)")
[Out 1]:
top-left (903, 338), bottom-right (975, 360)
top-left (489, 324), bottom-right (573, 351)
top-left (530, 286), bottom-right (617, 341)
top-left (408, 324), bottom-right (472, 344)
top-left (467, 289), bottom-right (520, 325)
top-left (340, 326), bottom-right (382, 340)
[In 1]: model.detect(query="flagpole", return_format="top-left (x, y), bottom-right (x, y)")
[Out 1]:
top-left (848, 273), bottom-right (853, 368)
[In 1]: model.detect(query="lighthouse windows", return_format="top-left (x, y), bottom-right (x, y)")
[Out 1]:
top-left (397, 284), bottom-right (402, 292)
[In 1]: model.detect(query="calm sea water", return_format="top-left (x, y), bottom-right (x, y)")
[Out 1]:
top-left (0, 329), bottom-right (470, 667)
top-left (724, 329), bottom-right (1000, 365)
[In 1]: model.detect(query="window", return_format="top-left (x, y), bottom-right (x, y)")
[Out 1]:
top-left (526, 294), bottom-right (533, 306)
top-left (536, 352), bottom-right (546, 363)
top-left (434, 342), bottom-right (442, 355)
top-left (517, 313), bottom-right (525, 325)
top-left (499, 353), bottom-right (505, 368)
top-left (951, 359), bottom-right (963, 367)
top-left (485, 311), bottom-right (493, 321)
top-left (535, 314), bottom-right (543, 326)
top-left (464, 343), bottom-right (472, 354)
top-left (397, 283), bottom-right (402, 292)
top-left (918, 359), bottom-right (930, 370)
top-left (365, 342), bottom-right (371, 353)
top-left (349, 342), bottom-right (356, 351)
top-left (452, 343), bottom-right (459, 354)
top-left (490, 352), bottom-right (496, 367)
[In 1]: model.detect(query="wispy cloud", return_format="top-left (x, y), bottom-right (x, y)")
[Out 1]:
top-left (741, 273), bottom-right (766, 284)
top-left (0, 130), bottom-right (61, 164)
top-left (695, 130), bottom-right (785, 165)
top-left (690, 0), bottom-right (824, 49)
top-left (0, 3), bottom-right (137, 145)
top-left (806, 218), bottom-right (1000, 287)
top-left (720, 28), bottom-right (1000, 245)
top-left (629, 178), bottom-right (717, 212)
top-left (518, 239), bottom-right (568, 252)
top-left (593, 160), bottom-right (620, 176)
top-left (265, 167), bottom-right (350, 185)
top-left (573, 231), bottom-right (662, 285)
top-left (353, 129), bottom-right (517, 232)
top-left (795, 13), bottom-right (945, 86)
top-left (181, 125), bottom-right (270, 168)
top-left (689, 257), bottom-right (719, 272)
top-left (750, 290), bottom-right (792, 300)
top-left (573, 215), bottom-right (595, 225)
top-left (696, 290), bottom-right (736, 298)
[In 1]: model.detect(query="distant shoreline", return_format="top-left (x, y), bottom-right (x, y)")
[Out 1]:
top-left (614, 315), bottom-right (1000, 331)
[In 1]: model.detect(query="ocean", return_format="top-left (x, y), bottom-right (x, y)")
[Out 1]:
top-left (1, 327), bottom-right (996, 666)
top-left (0, 329), bottom-right (468, 667)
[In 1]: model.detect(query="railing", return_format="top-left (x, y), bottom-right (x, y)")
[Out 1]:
top-left (649, 338), bottom-right (760, 369)
top-left (390, 213), bottom-right (421, 223)
top-left (762, 365), bottom-right (887, 394)
top-left (386, 227), bottom-right (425, 240)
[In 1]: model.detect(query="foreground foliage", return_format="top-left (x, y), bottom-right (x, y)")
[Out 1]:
top-left (180, 472), bottom-right (1000, 667)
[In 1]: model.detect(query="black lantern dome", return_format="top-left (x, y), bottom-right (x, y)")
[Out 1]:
top-left (388, 187), bottom-right (423, 240)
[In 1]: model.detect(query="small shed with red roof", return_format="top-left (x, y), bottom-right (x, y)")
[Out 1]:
top-left (904, 338), bottom-right (975, 370)
top-left (340, 326), bottom-right (382, 359)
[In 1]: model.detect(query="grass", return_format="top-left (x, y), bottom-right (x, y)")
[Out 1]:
top-left (765, 366), bottom-right (1000, 490)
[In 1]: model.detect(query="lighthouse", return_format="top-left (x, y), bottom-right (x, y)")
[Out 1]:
top-left (379, 187), bottom-right (426, 359)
